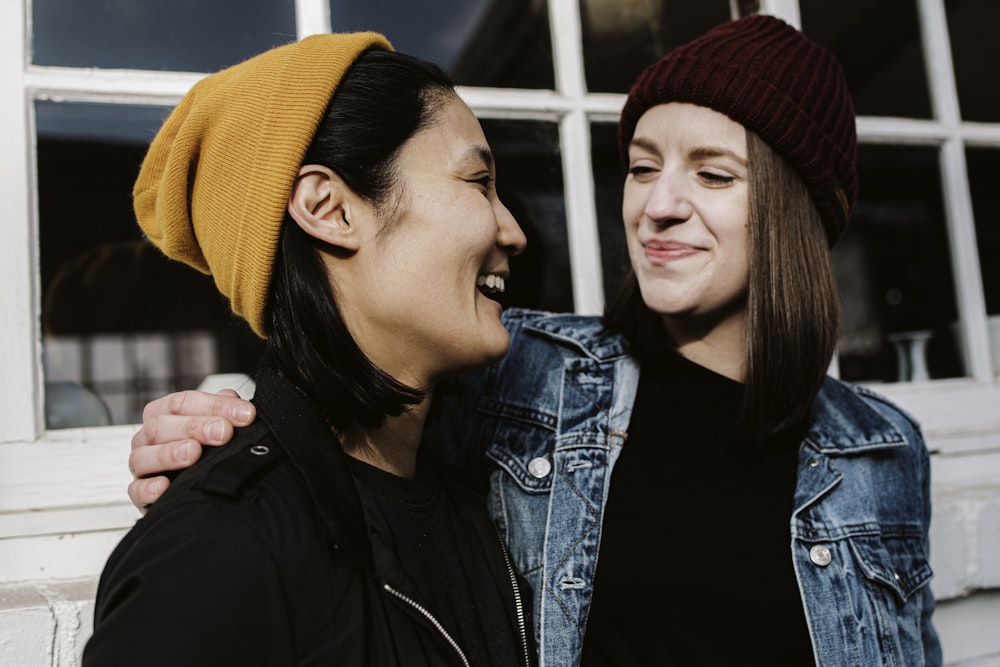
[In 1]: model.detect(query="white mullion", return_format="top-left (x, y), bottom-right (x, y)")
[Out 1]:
top-left (757, 0), bottom-right (801, 28)
top-left (548, 0), bottom-right (586, 99)
top-left (1, 0), bottom-right (42, 443)
top-left (858, 116), bottom-right (1000, 145)
top-left (918, 0), bottom-right (992, 382)
top-left (548, 0), bottom-right (604, 313)
top-left (560, 110), bottom-right (604, 314)
top-left (25, 66), bottom-right (201, 106)
top-left (296, 0), bottom-right (331, 38)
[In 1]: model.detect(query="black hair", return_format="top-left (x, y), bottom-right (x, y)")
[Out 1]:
top-left (264, 50), bottom-right (455, 434)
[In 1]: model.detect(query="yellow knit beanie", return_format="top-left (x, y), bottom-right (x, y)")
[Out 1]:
top-left (134, 32), bottom-right (393, 337)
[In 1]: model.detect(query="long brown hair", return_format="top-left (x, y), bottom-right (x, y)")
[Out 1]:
top-left (603, 129), bottom-right (839, 446)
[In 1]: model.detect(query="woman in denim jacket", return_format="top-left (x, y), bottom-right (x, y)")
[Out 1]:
top-left (128, 15), bottom-right (940, 667)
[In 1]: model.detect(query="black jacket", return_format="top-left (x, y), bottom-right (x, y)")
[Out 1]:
top-left (85, 368), bottom-right (533, 666)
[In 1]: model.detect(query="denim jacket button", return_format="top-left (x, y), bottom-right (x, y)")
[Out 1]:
top-left (528, 457), bottom-right (552, 478)
top-left (809, 545), bottom-right (832, 567)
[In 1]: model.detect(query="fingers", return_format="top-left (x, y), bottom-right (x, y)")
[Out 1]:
top-left (128, 476), bottom-right (171, 513)
top-left (127, 389), bottom-right (255, 511)
top-left (133, 390), bottom-right (255, 448)
top-left (128, 437), bottom-right (205, 480)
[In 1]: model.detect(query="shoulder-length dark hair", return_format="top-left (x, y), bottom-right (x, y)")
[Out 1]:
top-left (264, 50), bottom-right (456, 435)
top-left (604, 129), bottom-right (839, 446)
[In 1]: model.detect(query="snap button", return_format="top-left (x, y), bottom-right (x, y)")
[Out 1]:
top-left (809, 545), bottom-right (832, 567)
top-left (893, 571), bottom-right (901, 582)
top-left (808, 458), bottom-right (820, 468)
top-left (250, 445), bottom-right (270, 456)
top-left (527, 457), bottom-right (551, 478)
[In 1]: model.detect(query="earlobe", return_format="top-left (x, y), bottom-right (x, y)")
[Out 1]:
top-left (287, 165), bottom-right (360, 252)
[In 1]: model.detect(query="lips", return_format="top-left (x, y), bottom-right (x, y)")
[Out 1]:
top-left (643, 239), bottom-right (699, 262)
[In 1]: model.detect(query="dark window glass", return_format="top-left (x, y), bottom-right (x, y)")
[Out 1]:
top-left (946, 0), bottom-right (1000, 122)
top-left (590, 122), bottom-right (629, 303)
top-left (966, 147), bottom-right (1000, 373)
top-left (580, 0), bottom-right (731, 94)
top-left (834, 145), bottom-right (962, 383)
top-left (32, 0), bottom-right (296, 72)
top-left (482, 119), bottom-right (572, 312)
top-left (329, 0), bottom-right (554, 89)
top-left (38, 102), bottom-right (262, 428)
top-left (802, 0), bottom-right (932, 119)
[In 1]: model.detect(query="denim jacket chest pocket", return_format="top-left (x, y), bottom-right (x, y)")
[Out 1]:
top-left (793, 449), bottom-right (936, 666)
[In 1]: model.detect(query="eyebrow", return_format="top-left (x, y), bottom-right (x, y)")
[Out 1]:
top-left (461, 144), bottom-right (495, 172)
top-left (629, 137), bottom-right (747, 167)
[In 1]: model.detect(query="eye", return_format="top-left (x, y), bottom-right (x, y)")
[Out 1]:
top-left (698, 169), bottom-right (735, 186)
top-left (627, 164), bottom-right (658, 181)
top-left (468, 174), bottom-right (494, 193)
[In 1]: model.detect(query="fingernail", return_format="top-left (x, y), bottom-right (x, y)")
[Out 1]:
top-left (178, 441), bottom-right (192, 464)
top-left (205, 419), bottom-right (225, 442)
top-left (233, 404), bottom-right (252, 424)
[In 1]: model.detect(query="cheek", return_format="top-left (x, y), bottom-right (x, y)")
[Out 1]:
top-left (621, 182), bottom-right (645, 225)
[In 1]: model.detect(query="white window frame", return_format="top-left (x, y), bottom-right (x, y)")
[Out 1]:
top-left (1, 0), bottom-right (998, 585)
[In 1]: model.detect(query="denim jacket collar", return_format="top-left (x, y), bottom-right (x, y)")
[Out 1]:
top-left (522, 312), bottom-right (911, 456)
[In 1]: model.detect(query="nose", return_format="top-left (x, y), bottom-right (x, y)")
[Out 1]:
top-left (643, 171), bottom-right (693, 226)
top-left (496, 200), bottom-right (527, 256)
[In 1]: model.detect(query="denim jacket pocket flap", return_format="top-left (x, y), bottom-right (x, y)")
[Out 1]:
top-left (847, 532), bottom-right (933, 603)
top-left (484, 423), bottom-right (555, 494)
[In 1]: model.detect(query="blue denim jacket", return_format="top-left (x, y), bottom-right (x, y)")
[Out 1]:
top-left (427, 309), bottom-right (941, 667)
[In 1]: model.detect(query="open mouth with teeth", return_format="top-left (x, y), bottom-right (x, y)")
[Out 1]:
top-left (477, 273), bottom-right (506, 298)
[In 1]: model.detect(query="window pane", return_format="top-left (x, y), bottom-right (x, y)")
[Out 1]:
top-left (329, 0), bottom-right (554, 89)
top-left (946, 0), bottom-right (1000, 122)
top-left (32, 0), bottom-right (296, 71)
top-left (480, 119), bottom-right (572, 312)
top-left (590, 122), bottom-right (629, 303)
top-left (966, 147), bottom-right (1000, 373)
top-left (834, 145), bottom-right (962, 383)
top-left (38, 102), bottom-right (263, 428)
top-left (802, 0), bottom-right (932, 119)
top-left (580, 0), bottom-right (731, 94)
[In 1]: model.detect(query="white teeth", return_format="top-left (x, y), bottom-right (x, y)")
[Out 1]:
top-left (477, 274), bottom-right (506, 294)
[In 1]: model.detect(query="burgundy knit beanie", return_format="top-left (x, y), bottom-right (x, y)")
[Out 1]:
top-left (618, 14), bottom-right (857, 245)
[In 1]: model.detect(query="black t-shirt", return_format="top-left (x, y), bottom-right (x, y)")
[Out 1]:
top-left (580, 352), bottom-right (814, 666)
top-left (349, 456), bottom-right (524, 667)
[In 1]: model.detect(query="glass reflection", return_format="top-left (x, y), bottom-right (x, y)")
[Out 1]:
top-left (946, 0), bottom-right (1000, 122)
top-left (590, 122), bottom-right (629, 304)
top-left (32, 0), bottom-right (296, 72)
top-left (329, 0), bottom-right (554, 89)
top-left (802, 0), bottom-right (932, 119)
top-left (37, 102), bottom-right (262, 427)
top-left (966, 147), bottom-right (1000, 374)
top-left (834, 144), bottom-right (962, 383)
top-left (481, 119), bottom-right (572, 312)
top-left (579, 0), bottom-right (731, 94)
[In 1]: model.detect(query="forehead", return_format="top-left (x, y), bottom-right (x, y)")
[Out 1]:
top-left (633, 102), bottom-right (746, 148)
top-left (400, 96), bottom-right (492, 169)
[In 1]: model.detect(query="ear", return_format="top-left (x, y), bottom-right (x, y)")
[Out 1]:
top-left (287, 165), bottom-right (361, 252)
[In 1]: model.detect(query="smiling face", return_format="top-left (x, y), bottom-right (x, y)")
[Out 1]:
top-left (623, 102), bottom-right (750, 349)
top-left (334, 96), bottom-right (526, 389)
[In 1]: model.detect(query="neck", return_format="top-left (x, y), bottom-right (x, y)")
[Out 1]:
top-left (339, 393), bottom-right (433, 478)
top-left (662, 313), bottom-right (747, 382)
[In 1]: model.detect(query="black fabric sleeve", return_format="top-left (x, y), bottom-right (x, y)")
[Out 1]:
top-left (83, 500), bottom-right (295, 666)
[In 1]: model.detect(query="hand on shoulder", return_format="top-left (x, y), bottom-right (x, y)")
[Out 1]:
top-left (128, 388), bottom-right (256, 511)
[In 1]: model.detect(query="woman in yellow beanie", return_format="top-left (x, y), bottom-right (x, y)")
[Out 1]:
top-left (84, 34), bottom-right (534, 666)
